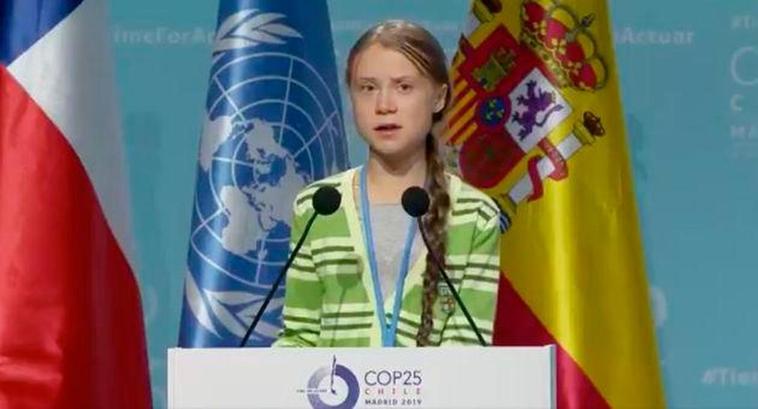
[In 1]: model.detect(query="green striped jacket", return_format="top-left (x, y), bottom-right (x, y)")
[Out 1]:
top-left (273, 167), bottom-right (501, 347)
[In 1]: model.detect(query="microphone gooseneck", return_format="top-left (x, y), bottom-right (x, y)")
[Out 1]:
top-left (401, 186), bottom-right (488, 346)
top-left (239, 185), bottom-right (341, 347)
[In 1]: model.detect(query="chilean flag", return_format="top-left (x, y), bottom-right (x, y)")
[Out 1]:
top-left (0, 1), bottom-right (152, 407)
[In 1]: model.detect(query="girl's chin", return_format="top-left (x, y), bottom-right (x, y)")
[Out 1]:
top-left (369, 144), bottom-right (425, 161)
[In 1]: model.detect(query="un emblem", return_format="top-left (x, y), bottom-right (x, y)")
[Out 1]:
top-left (183, 8), bottom-right (348, 346)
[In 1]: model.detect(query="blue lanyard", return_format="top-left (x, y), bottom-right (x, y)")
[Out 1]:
top-left (359, 166), bottom-right (417, 347)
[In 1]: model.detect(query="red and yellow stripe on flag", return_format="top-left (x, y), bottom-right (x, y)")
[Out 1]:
top-left (446, 0), bottom-right (665, 408)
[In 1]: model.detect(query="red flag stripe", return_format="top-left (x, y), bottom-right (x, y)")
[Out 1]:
top-left (0, 66), bottom-right (151, 408)
top-left (493, 274), bottom-right (611, 409)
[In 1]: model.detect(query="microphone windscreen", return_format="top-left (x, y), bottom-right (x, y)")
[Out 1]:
top-left (312, 186), bottom-right (341, 216)
top-left (401, 186), bottom-right (430, 218)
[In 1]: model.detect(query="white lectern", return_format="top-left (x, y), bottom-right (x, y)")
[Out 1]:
top-left (168, 346), bottom-right (555, 409)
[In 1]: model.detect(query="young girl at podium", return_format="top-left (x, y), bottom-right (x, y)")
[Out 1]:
top-left (274, 20), bottom-right (501, 348)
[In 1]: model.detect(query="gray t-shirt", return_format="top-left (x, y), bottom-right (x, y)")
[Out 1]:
top-left (369, 203), bottom-right (422, 301)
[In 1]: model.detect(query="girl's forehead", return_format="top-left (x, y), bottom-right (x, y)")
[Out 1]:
top-left (352, 44), bottom-right (423, 78)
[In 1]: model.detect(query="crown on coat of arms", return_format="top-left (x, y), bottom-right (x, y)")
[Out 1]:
top-left (520, 0), bottom-right (608, 91)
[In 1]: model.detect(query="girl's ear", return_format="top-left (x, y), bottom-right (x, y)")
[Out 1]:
top-left (433, 84), bottom-right (448, 113)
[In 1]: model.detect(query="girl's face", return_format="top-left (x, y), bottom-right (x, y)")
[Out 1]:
top-left (349, 43), bottom-right (446, 162)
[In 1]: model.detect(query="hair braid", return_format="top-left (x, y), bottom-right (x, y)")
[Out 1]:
top-left (415, 133), bottom-right (450, 346)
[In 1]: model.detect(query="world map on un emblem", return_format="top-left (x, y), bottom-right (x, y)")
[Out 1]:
top-left (184, 9), bottom-right (348, 345)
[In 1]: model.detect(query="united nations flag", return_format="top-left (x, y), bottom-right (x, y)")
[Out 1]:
top-left (179, 0), bottom-right (349, 347)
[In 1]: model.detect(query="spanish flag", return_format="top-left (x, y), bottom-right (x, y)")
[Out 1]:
top-left (446, 0), bottom-right (665, 407)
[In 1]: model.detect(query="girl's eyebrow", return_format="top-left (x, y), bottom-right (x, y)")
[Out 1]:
top-left (354, 75), bottom-right (419, 83)
top-left (390, 75), bottom-right (418, 82)
top-left (354, 76), bottom-right (378, 83)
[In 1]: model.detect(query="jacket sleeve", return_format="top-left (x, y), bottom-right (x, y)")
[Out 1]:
top-left (439, 206), bottom-right (501, 346)
top-left (272, 199), bottom-right (323, 347)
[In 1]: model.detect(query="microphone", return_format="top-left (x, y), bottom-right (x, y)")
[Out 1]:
top-left (401, 187), bottom-right (488, 346)
top-left (401, 186), bottom-right (430, 218)
top-left (312, 184), bottom-right (341, 216)
top-left (239, 185), bottom-right (341, 347)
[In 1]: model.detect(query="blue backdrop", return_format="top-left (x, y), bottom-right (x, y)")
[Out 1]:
top-left (109, 0), bottom-right (758, 407)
